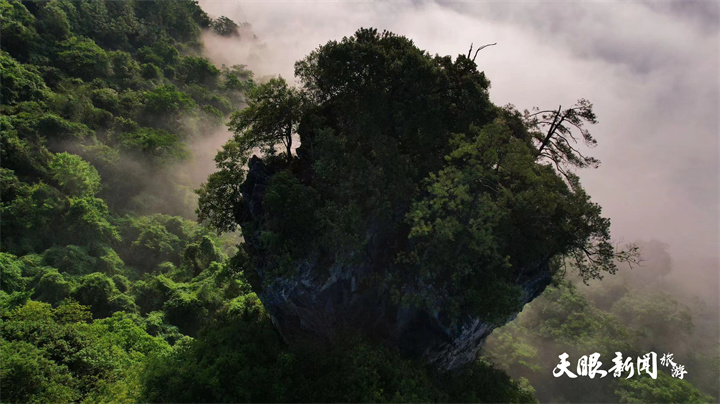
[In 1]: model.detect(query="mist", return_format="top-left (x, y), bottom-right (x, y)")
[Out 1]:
top-left (196, 0), bottom-right (718, 304)
top-left (481, 239), bottom-right (720, 401)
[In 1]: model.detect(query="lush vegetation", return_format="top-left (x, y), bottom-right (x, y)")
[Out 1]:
top-left (1, 1), bottom-right (714, 403)
top-left (0, 1), bottom-right (533, 402)
top-left (198, 28), bottom-right (640, 324)
top-left (483, 241), bottom-right (719, 403)
top-left (1, 0), bottom-right (252, 401)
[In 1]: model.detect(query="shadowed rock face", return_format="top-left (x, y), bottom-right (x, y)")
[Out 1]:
top-left (241, 156), bottom-right (552, 370)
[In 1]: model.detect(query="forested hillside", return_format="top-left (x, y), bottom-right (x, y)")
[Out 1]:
top-left (0, 0), bottom-right (255, 401)
top-left (0, 1), bottom-right (533, 402)
top-left (1, 1), bottom-right (716, 403)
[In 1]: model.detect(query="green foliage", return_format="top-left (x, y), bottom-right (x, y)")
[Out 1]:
top-left (0, 338), bottom-right (79, 403)
top-left (195, 138), bottom-right (247, 232)
top-left (523, 99), bottom-right (600, 175)
top-left (72, 272), bottom-right (135, 318)
top-left (212, 16), bottom-right (240, 37)
top-left (162, 289), bottom-right (208, 336)
top-left (184, 83), bottom-right (234, 115)
top-left (116, 214), bottom-right (201, 272)
top-left (0, 119), bottom-right (52, 178)
top-left (615, 372), bottom-right (713, 404)
top-left (140, 292), bottom-right (280, 402)
top-left (276, 335), bottom-right (439, 403)
top-left (118, 127), bottom-right (189, 163)
top-left (33, 268), bottom-right (73, 305)
top-left (519, 284), bottom-right (635, 352)
top-left (0, 51), bottom-right (48, 105)
top-left (56, 36), bottom-right (111, 80)
top-left (203, 29), bottom-right (500, 284)
top-left (4, 7), bottom-right (699, 404)
top-left (140, 62), bottom-right (163, 80)
top-left (37, 112), bottom-right (94, 140)
top-left (483, 277), bottom-right (718, 402)
top-left (202, 29), bottom-right (637, 329)
top-left (182, 236), bottom-right (224, 277)
top-left (109, 50), bottom-right (141, 82)
top-left (42, 245), bottom-right (95, 275)
top-left (1, 0), bottom-right (250, 226)
top-left (612, 292), bottom-right (694, 345)
top-left (49, 152), bottom-right (101, 196)
top-left (97, 245), bottom-right (126, 275)
top-left (65, 196), bottom-right (121, 244)
top-left (1, 181), bottom-right (68, 254)
top-left (141, 296), bottom-right (536, 403)
top-left (137, 41), bottom-right (180, 69)
top-left (0, 252), bottom-right (26, 293)
top-left (143, 310), bottom-right (182, 343)
top-left (404, 122), bottom-right (531, 320)
top-left (35, 1), bottom-right (71, 42)
top-left (143, 84), bottom-right (195, 115)
top-left (435, 358), bottom-right (538, 403)
top-left (179, 56), bottom-right (220, 87)
top-left (132, 0), bottom-right (209, 44)
top-left (92, 311), bottom-right (170, 356)
top-left (133, 275), bottom-right (176, 315)
top-left (220, 64), bottom-right (255, 96)
top-left (0, 3), bottom-right (263, 402)
top-left (259, 171), bottom-right (320, 277)
top-left (0, 1), bottom-right (41, 61)
top-left (0, 299), bottom-right (169, 403)
top-left (141, 84), bottom-right (197, 132)
top-left (228, 76), bottom-right (303, 161)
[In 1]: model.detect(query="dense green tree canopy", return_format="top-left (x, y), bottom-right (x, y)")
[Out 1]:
top-left (200, 27), bottom-right (638, 321)
top-left (0, 1), bottom-right (256, 401)
top-left (228, 77), bottom-right (304, 162)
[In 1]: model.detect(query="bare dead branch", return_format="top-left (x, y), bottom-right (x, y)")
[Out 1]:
top-left (472, 43), bottom-right (497, 61)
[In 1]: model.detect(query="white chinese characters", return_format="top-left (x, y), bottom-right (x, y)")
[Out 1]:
top-left (553, 352), bottom-right (687, 380)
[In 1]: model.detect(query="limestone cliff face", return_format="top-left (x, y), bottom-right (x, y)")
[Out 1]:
top-left (241, 156), bottom-right (552, 370)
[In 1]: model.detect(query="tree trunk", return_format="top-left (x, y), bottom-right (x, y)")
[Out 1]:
top-left (537, 106), bottom-right (563, 157)
top-left (285, 124), bottom-right (292, 162)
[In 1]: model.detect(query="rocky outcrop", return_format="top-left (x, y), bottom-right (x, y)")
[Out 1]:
top-left (240, 156), bottom-right (552, 371)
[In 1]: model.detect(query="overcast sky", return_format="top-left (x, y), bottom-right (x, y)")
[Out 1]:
top-left (198, 0), bottom-right (719, 298)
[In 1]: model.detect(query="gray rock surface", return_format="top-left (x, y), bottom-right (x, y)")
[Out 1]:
top-left (240, 156), bottom-right (552, 370)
